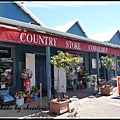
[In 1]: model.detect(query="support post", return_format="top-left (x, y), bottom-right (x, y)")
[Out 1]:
top-left (96, 53), bottom-right (99, 83)
top-left (40, 83), bottom-right (42, 108)
top-left (114, 55), bottom-right (117, 78)
top-left (46, 46), bottom-right (51, 109)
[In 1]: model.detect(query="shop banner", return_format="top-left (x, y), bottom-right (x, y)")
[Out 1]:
top-left (0, 26), bottom-right (120, 55)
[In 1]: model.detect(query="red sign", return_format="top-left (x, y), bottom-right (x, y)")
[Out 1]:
top-left (0, 26), bottom-right (120, 54)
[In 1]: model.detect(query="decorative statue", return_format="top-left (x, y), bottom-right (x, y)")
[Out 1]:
top-left (21, 68), bottom-right (33, 94)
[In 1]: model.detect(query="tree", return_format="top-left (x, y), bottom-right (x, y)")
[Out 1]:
top-left (117, 60), bottom-right (120, 68)
top-left (50, 51), bottom-right (79, 100)
top-left (100, 56), bottom-right (115, 81)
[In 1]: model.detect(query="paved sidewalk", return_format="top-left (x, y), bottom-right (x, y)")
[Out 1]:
top-left (0, 78), bottom-right (118, 119)
top-left (21, 78), bottom-right (119, 119)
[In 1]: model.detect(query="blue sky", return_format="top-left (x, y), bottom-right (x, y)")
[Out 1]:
top-left (23, 1), bottom-right (120, 35)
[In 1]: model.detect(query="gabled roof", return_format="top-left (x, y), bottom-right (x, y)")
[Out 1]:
top-left (89, 29), bottom-right (119, 42)
top-left (14, 1), bottom-right (47, 27)
top-left (52, 19), bottom-right (89, 38)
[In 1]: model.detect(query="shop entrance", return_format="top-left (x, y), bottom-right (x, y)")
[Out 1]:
top-left (35, 55), bottom-right (47, 96)
top-left (35, 54), bottom-right (54, 96)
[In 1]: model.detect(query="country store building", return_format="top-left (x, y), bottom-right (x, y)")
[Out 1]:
top-left (0, 2), bottom-right (120, 102)
top-left (0, 16), bottom-right (120, 100)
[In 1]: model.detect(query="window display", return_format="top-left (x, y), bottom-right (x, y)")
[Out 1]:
top-left (66, 53), bottom-right (85, 90)
top-left (0, 47), bottom-right (13, 88)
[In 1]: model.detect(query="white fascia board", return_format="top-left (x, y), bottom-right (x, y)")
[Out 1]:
top-left (0, 16), bottom-right (120, 50)
top-left (14, 1), bottom-right (46, 27)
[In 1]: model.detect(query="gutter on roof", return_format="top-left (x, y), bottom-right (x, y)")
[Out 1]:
top-left (0, 16), bottom-right (120, 50)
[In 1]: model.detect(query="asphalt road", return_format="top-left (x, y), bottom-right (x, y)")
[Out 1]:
top-left (57, 87), bottom-right (120, 119)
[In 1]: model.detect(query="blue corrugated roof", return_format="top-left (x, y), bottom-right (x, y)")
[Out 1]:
top-left (52, 19), bottom-right (89, 38)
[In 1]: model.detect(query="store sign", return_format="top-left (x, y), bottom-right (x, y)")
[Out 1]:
top-left (20, 33), bottom-right (57, 47)
top-left (0, 26), bottom-right (120, 55)
top-left (66, 40), bottom-right (81, 50)
top-left (19, 32), bottom-right (107, 53)
top-left (88, 45), bottom-right (108, 53)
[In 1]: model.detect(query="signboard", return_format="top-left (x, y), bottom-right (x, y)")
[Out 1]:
top-left (117, 76), bottom-right (120, 95)
top-left (0, 26), bottom-right (120, 55)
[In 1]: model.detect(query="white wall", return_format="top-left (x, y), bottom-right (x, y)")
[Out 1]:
top-left (26, 53), bottom-right (35, 88)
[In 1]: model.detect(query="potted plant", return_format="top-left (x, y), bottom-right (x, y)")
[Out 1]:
top-left (117, 60), bottom-right (120, 68)
top-left (14, 91), bottom-right (26, 106)
top-left (49, 51), bottom-right (79, 114)
top-left (81, 77), bottom-right (87, 89)
top-left (31, 86), bottom-right (40, 100)
top-left (14, 91), bottom-right (26, 99)
top-left (80, 82), bottom-right (85, 90)
top-left (100, 56), bottom-right (115, 81)
top-left (24, 90), bottom-right (31, 101)
top-left (86, 78), bottom-right (92, 88)
top-left (100, 56), bottom-right (115, 95)
top-left (101, 84), bottom-right (114, 96)
top-left (83, 70), bottom-right (90, 76)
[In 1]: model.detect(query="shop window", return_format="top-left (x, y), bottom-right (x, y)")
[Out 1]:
top-left (66, 53), bottom-right (78, 88)
top-left (66, 53), bottom-right (85, 88)
top-left (91, 58), bottom-right (97, 69)
top-left (0, 47), bottom-right (13, 88)
top-left (117, 55), bottom-right (120, 75)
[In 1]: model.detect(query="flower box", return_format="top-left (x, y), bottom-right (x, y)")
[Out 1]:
top-left (101, 85), bottom-right (114, 96)
top-left (49, 98), bottom-right (70, 115)
top-left (16, 98), bottom-right (24, 106)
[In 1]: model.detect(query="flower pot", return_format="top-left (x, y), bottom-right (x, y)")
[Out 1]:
top-left (25, 96), bottom-right (31, 101)
top-left (82, 82), bottom-right (87, 89)
top-left (101, 85), bottom-right (114, 96)
top-left (16, 98), bottom-right (24, 106)
top-left (86, 82), bottom-right (92, 88)
top-left (80, 85), bottom-right (85, 90)
top-left (33, 94), bottom-right (38, 100)
top-left (49, 98), bottom-right (70, 115)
